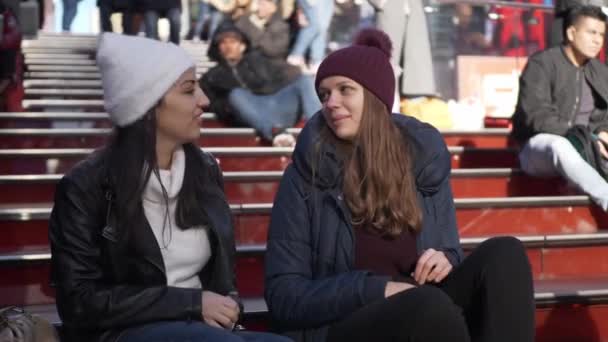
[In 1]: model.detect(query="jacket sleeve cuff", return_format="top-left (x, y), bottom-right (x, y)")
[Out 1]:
top-left (188, 288), bottom-right (203, 321)
top-left (440, 248), bottom-right (460, 267)
top-left (363, 275), bottom-right (391, 305)
top-left (594, 126), bottom-right (608, 135)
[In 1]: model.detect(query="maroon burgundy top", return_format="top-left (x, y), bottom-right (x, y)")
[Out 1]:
top-left (354, 227), bottom-right (419, 284)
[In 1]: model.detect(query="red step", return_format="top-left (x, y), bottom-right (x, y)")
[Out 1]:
top-left (0, 112), bottom-right (224, 129)
top-left (0, 169), bottom-right (576, 204)
top-left (0, 147), bottom-right (518, 174)
top-left (536, 305), bottom-right (608, 342)
top-left (2, 240), bottom-right (608, 306)
top-left (0, 148), bottom-right (293, 173)
top-left (1, 198), bottom-right (606, 251)
top-left (0, 128), bottom-right (274, 148)
top-left (0, 128), bottom-right (513, 149)
top-left (0, 250), bottom-right (266, 306)
top-left (18, 301), bottom-right (608, 341)
top-left (442, 129), bottom-right (511, 148)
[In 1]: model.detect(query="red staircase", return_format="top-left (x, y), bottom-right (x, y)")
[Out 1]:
top-left (2, 33), bottom-right (608, 342)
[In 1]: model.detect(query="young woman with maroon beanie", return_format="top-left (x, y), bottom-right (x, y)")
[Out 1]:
top-left (264, 28), bottom-right (535, 342)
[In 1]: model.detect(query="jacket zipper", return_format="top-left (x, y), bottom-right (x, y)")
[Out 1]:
top-left (230, 66), bottom-right (248, 90)
top-left (569, 69), bottom-right (582, 127)
top-left (334, 192), bottom-right (356, 269)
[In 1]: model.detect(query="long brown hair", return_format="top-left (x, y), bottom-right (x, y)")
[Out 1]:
top-left (334, 89), bottom-right (422, 237)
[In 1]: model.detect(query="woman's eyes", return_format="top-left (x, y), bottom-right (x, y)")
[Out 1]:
top-left (340, 86), bottom-right (353, 94)
top-left (319, 87), bottom-right (353, 101)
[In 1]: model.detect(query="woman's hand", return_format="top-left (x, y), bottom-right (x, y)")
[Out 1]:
top-left (384, 281), bottom-right (416, 298)
top-left (202, 291), bottom-right (240, 329)
top-left (413, 249), bottom-right (453, 284)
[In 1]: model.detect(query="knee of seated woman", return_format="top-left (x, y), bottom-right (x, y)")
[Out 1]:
top-left (479, 236), bottom-right (527, 265)
top-left (484, 235), bottom-right (525, 252)
top-left (410, 286), bottom-right (467, 330)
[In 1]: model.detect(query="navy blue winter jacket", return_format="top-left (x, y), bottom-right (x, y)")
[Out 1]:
top-left (264, 112), bottom-right (463, 342)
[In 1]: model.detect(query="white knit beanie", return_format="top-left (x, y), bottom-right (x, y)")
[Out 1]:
top-left (96, 33), bottom-right (195, 127)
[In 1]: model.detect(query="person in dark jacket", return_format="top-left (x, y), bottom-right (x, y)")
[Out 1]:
top-left (0, 0), bottom-right (20, 110)
top-left (235, 0), bottom-right (290, 62)
top-left (49, 33), bottom-right (290, 342)
top-left (200, 24), bottom-right (320, 145)
top-left (264, 28), bottom-right (535, 342)
top-left (512, 5), bottom-right (608, 210)
top-left (139, 0), bottom-right (181, 44)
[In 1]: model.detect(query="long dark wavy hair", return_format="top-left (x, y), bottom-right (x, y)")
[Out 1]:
top-left (102, 106), bottom-right (214, 247)
top-left (316, 89), bottom-right (422, 237)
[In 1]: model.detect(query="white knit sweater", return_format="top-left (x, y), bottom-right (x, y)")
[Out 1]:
top-left (142, 147), bottom-right (211, 288)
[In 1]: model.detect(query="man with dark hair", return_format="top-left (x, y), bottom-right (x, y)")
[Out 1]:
top-left (201, 24), bottom-right (320, 146)
top-left (512, 5), bottom-right (608, 210)
top-left (550, 0), bottom-right (608, 46)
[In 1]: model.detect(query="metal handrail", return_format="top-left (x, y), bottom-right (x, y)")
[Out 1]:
top-left (0, 195), bottom-right (594, 220)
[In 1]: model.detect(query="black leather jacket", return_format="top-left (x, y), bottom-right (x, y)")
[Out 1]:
top-left (49, 147), bottom-right (238, 342)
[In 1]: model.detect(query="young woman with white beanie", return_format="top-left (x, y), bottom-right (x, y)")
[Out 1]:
top-left (49, 33), bottom-right (291, 342)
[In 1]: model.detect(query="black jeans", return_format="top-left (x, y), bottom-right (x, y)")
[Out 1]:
top-left (144, 8), bottom-right (181, 45)
top-left (62, 0), bottom-right (79, 31)
top-left (98, 0), bottom-right (134, 34)
top-left (327, 237), bottom-right (535, 342)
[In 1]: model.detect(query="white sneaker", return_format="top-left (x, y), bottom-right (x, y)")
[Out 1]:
top-left (272, 133), bottom-right (296, 147)
top-left (287, 55), bottom-right (306, 68)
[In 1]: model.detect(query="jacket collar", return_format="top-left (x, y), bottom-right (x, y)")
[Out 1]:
top-left (559, 45), bottom-right (608, 103)
top-left (559, 44), bottom-right (597, 70)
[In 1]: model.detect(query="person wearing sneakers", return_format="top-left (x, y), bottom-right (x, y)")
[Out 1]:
top-left (49, 33), bottom-right (291, 342)
top-left (264, 28), bottom-right (535, 342)
top-left (512, 5), bottom-right (608, 211)
top-left (201, 23), bottom-right (320, 146)
top-left (286, 0), bottom-right (334, 74)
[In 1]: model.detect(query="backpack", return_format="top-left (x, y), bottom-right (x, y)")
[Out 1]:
top-left (0, 306), bottom-right (59, 342)
top-left (565, 125), bottom-right (608, 180)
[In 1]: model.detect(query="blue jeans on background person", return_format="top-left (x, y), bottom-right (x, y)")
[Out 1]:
top-left (62, 0), bottom-right (80, 31)
top-left (193, 2), bottom-right (224, 40)
top-left (519, 132), bottom-right (608, 211)
top-left (290, 0), bottom-right (334, 65)
top-left (228, 75), bottom-right (321, 140)
top-left (144, 8), bottom-right (181, 44)
top-left (117, 321), bottom-right (292, 342)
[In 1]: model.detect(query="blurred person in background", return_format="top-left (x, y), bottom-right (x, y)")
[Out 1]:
top-left (235, 0), bottom-right (290, 62)
top-left (369, 0), bottom-right (436, 110)
top-left (201, 24), bottom-right (320, 146)
top-left (139, 0), bottom-right (182, 44)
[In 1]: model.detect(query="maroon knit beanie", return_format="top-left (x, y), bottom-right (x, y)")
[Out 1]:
top-left (315, 28), bottom-right (395, 113)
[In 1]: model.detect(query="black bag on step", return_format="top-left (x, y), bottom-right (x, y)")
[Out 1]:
top-left (0, 306), bottom-right (59, 342)
top-left (565, 125), bottom-right (608, 180)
